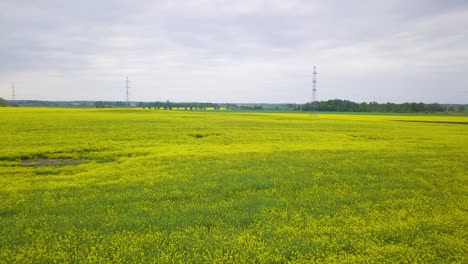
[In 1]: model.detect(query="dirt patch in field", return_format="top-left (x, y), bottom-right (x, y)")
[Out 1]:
top-left (22, 158), bottom-right (80, 167)
top-left (188, 133), bottom-right (221, 139)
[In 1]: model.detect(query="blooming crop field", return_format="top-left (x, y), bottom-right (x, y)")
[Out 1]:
top-left (0, 108), bottom-right (467, 263)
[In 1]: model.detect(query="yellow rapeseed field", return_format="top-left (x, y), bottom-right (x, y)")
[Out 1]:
top-left (0, 108), bottom-right (467, 263)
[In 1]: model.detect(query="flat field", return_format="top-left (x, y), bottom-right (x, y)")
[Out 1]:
top-left (0, 108), bottom-right (467, 263)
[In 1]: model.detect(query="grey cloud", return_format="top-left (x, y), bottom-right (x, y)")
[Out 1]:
top-left (0, 0), bottom-right (467, 103)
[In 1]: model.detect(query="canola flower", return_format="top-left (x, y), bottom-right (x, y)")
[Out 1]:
top-left (0, 108), bottom-right (467, 263)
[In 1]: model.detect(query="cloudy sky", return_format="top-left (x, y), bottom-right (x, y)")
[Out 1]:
top-left (0, 0), bottom-right (467, 103)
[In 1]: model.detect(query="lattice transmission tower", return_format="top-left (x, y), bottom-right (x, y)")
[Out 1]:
top-left (312, 66), bottom-right (318, 110)
top-left (12, 82), bottom-right (16, 101)
top-left (126, 77), bottom-right (130, 103)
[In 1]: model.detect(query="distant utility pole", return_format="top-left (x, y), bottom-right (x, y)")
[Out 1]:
top-left (12, 82), bottom-right (16, 101)
top-left (126, 76), bottom-right (130, 103)
top-left (312, 66), bottom-right (318, 109)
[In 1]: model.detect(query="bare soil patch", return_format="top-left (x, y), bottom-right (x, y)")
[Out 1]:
top-left (188, 133), bottom-right (221, 139)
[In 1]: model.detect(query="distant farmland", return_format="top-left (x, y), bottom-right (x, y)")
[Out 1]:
top-left (0, 108), bottom-right (467, 263)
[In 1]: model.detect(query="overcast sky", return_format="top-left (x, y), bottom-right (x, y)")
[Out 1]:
top-left (1, 0), bottom-right (467, 103)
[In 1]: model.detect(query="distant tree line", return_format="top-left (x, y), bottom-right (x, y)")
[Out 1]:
top-left (138, 101), bottom-right (226, 110)
top-left (302, 99), bottom-right (466, 113)
top-left (239, 105), bottom-right (263, 110)
top-left (6, 100), bottom-right (98, 107)
top-left (2, 98), bottom-right (466, 113)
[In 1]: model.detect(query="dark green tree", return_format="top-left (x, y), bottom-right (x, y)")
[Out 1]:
top-left (456, 105), bottom-right (466, 112)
